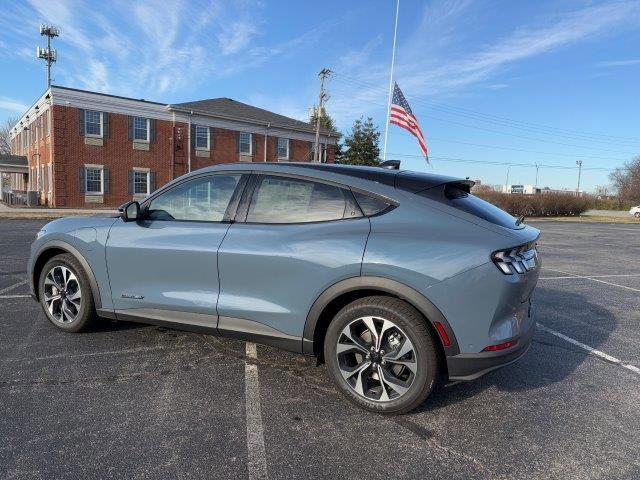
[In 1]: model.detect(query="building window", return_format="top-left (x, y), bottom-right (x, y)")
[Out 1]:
top-left (85, 167), bottom-right (103, 194)
top-left (195, 126), bottom-right (209, 150)
top-left (277, 138), bottom-right (289, 159)
top-left (134, 170), bottom-right (149, 195)
top-left (85, 110), bottom-right (102, 137)
top-left (133, 117), bottom-right (149, 142)
top-left (239, 132), bottom-right (252, 154)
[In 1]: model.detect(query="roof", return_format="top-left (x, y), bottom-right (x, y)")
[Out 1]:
top-left (0, 154), bottom-right (28, 168)
top-left (194, 162), bottom-right (467, 192)
top-left (52, 85), bottom-right (166, 105)
top-left (170, 98), bottom-right (335, 135)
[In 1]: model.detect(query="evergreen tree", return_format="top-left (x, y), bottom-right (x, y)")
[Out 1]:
top-left (340, 117), bottom-right (380, 166)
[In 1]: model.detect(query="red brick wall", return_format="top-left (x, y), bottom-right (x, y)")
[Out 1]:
top-left (47, 105), bottom-right (336, 208)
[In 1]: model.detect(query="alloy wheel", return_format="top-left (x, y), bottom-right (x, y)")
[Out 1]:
top-left (336, 316), bottom-right (418, 402)
top-left (43, 265), bottom-right (82, 324)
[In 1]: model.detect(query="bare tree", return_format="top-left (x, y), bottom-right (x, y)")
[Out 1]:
top-left (0, 116), bottom-right (19, 155)
top-left (609, 156), bottom-right (640, 206)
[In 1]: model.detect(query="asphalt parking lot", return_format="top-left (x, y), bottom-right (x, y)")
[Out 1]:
top-left (1, 219), bottom-right (639, 480)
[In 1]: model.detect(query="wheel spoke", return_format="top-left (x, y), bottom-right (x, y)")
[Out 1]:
top-left (339, 360), bottom-right (371, 381)
top-left (61, 300), bottom-right (75, 322)
top-left (378, 365), bottom-right (411, 396)
top-left (338, 326), bottom-right (370, 354)
top-left (376, 365), bottom-right (391, 402)
top-left (384, 337), bottom-right (415, 361)
top-left (45, 272), bottom-right (63, 290)
top-left (385, 358), bottom-right (417, 374)
top-left (361, 317), bottom-right (379, 349)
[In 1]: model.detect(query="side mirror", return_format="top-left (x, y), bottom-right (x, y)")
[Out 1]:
top-left (119, 201), bottom-right (140, 222)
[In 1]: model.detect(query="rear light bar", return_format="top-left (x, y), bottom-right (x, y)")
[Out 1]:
top-left (482, 339), bottom-right (518, 352)
top-left (491, 244), bottom-right (538, 275)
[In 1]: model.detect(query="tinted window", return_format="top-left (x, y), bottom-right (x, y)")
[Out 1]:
top-left (147, 174), bottom-right (240, 222)
top-left (353, 191), bottom-right (391, 216)
top-left (246, 176), bottom-right (352, 223)
top-left (419, 184), bottom-right (518, 229)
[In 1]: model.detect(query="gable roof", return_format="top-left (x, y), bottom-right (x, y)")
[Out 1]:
top-left (0, 154), bottom-right (28, 168)
top-left (170, 98), bottom-right (335, 136)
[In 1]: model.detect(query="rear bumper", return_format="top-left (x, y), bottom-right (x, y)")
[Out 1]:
top-left (446, 320), bottom-right (535, 381)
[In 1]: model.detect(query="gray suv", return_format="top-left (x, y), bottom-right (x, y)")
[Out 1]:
top-left (28, 162), bottom-right (540, 413)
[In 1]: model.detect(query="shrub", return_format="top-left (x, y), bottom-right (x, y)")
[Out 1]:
top-left (475, 192), bottom-right (593, 217)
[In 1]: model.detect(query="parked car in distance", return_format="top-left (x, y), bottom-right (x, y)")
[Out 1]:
top-left (28, 162), bottom-right (540, 413)
top-left (629, 206), bottom-right (640, 218)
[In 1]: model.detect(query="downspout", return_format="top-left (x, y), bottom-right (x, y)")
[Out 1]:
top-left (264, 123), bottom-right (270, 162)
top-left (171, 111), bottom-right (176, 179)
top-left (187, 111), bottom-right (193, 173)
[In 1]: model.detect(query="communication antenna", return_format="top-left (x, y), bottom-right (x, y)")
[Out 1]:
top-left (37, 24), bottom-right (60, 88)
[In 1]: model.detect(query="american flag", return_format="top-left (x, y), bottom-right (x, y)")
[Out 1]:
top-left (389, 82), bottom-right (428, 160)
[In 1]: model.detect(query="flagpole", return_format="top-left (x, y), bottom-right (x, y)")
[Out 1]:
top-left (382, 0), bottom-right (400, 162)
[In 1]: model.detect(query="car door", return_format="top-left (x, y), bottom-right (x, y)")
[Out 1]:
top-left (105, 172), bottom-right (247, 326)
top-left (216, 173), bottom-right (370, 350)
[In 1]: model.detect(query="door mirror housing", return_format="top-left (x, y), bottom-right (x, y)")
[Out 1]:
top-left (119, 201), bottom-right (140, 222)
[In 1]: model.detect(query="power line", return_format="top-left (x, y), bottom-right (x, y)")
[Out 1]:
top-left (387, 152), bottom-right (617, 172)
top-left (331, 72), bottom-right (640, 147)
top-left (330, 81), bottom-right (638, 156)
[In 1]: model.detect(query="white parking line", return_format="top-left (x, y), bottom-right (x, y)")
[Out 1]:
top-left (245, 342), bottom-right (268, 480)
top-left (540, 273), bottom-right (640, 280)
top-left (542, 268), bottom-right (640, 293)
top-left (537, 323), bottom-right (640, 375)
top-left (0, 279), bottom-right (28, 295)
top-left (0, 294), bottom-right (31, 299)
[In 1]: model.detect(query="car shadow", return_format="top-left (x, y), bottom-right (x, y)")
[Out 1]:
top-left (416, 285), bottom-right (618, 412)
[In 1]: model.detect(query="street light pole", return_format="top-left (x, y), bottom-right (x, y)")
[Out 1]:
top-left (576, 160), bottom-right (583, 196)
top-left (314, 68), bottom-right (331, 163)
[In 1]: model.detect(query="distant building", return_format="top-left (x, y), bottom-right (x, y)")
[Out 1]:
top-left (501, 184), bottom-right (583, 196)
top-left (9, 86), bottom-right (337, 208)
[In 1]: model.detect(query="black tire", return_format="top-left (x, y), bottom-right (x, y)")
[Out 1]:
top-left (38, 253), bottom-right (97, 332)
top-left (324, 296), bottom-right (439, 414)
top-left (634, 212), bottom-right (640, 218)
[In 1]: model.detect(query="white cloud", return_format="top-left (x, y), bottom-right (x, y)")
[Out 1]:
top-left (217, 21), bottom-right (259, 56)
top-left (595, 58), bottom-right (640, 67)
top-left (327, 0), bottom-right (640, 128)
top-left (0, 97), bottom-right (29, 113)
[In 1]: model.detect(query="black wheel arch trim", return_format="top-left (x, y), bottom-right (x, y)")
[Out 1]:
top-left (302, 276), bottom-right (460, 357)
top-left (31, 240), bottom-right (102, 310)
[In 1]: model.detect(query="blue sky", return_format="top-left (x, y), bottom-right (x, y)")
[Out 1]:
top-left (1, 0), bottom-right (639, 191)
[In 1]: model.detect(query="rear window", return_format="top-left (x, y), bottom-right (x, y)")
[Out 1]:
top-left (418, 184), bottom-right (519, 229)
top-left (352, 191), bottom-right (392, 216)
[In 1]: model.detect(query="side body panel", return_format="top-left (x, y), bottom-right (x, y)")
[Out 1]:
top-left (105, 219), bottom-right (229, 320)
top-left (217, 218), bottom-right (370, 339)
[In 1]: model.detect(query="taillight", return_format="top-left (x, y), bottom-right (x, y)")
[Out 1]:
top-left (482, 339), bottom-right (518, 352)
top-left (491, 244), bottom-right (538, 275)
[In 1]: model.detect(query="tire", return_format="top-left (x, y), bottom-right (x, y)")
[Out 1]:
top-left (38, 253), bottom-right (97, 332)
top-left (324, 296), bottom-right (439, 414)
top-left (634, 212), bottom-right (640, 218)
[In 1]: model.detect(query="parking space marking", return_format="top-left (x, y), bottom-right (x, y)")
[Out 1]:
top-left (0, 279), bottom-right (28, 295)
top-left (245, 342), bottom-right (268, 480)
top-left (537, 323), bottom-right (640, 375)
top-left (0, 294), bottom-right (30, 299)
top-left (542, 268), bottom-right (640, 293)
top-left (539, 273), bottom-right (640, 280)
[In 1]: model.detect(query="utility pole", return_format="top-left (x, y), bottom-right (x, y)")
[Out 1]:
top-left (505, 167), bottom-right (510, 193)
top-left (576, 160), bottom-right (583, 196)
top-left (534, 164), bottom-right (540, 190)
top-left (37, 25), bottom-right (59, 88)
top-left (314, 68), bottom-right (331, 162)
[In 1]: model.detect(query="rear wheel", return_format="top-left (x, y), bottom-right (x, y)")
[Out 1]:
top-left (324, 296), bottom-right (439, 414)
top-left (38, 253), bottom-right (97, 332)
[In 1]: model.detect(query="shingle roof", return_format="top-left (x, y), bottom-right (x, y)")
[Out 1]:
top-left (170, 98), bottom-right (335, 135)
top-left (0, 154), bottom-right (28, 167)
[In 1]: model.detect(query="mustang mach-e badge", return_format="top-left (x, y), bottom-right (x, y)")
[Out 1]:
top-left (121, 294), bottom-right (144, 300)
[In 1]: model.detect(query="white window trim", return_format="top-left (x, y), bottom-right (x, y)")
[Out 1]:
top-left (85, 164), bottom-right (104, 195)
top-left (133, 117), bottom-right (150, 143)
top-left (195, 125), bottom-right (210, 151)
top-left (133, 167), bottom-right (151, 195)
top-left (85, 111), bottom-right (103, 138)
top-left (239, 132), bottom-right (252, 155)
top-left (277, 138), bottom-right (290, 160)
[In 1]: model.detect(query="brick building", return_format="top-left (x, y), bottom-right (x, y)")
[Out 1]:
top-left (8, 86), bottom-right (337, 208)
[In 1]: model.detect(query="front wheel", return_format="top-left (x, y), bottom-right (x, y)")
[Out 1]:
top-left (324, 296), bottom-right (439, 414)
top-left (38, 253), bottom-right (97, 332)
